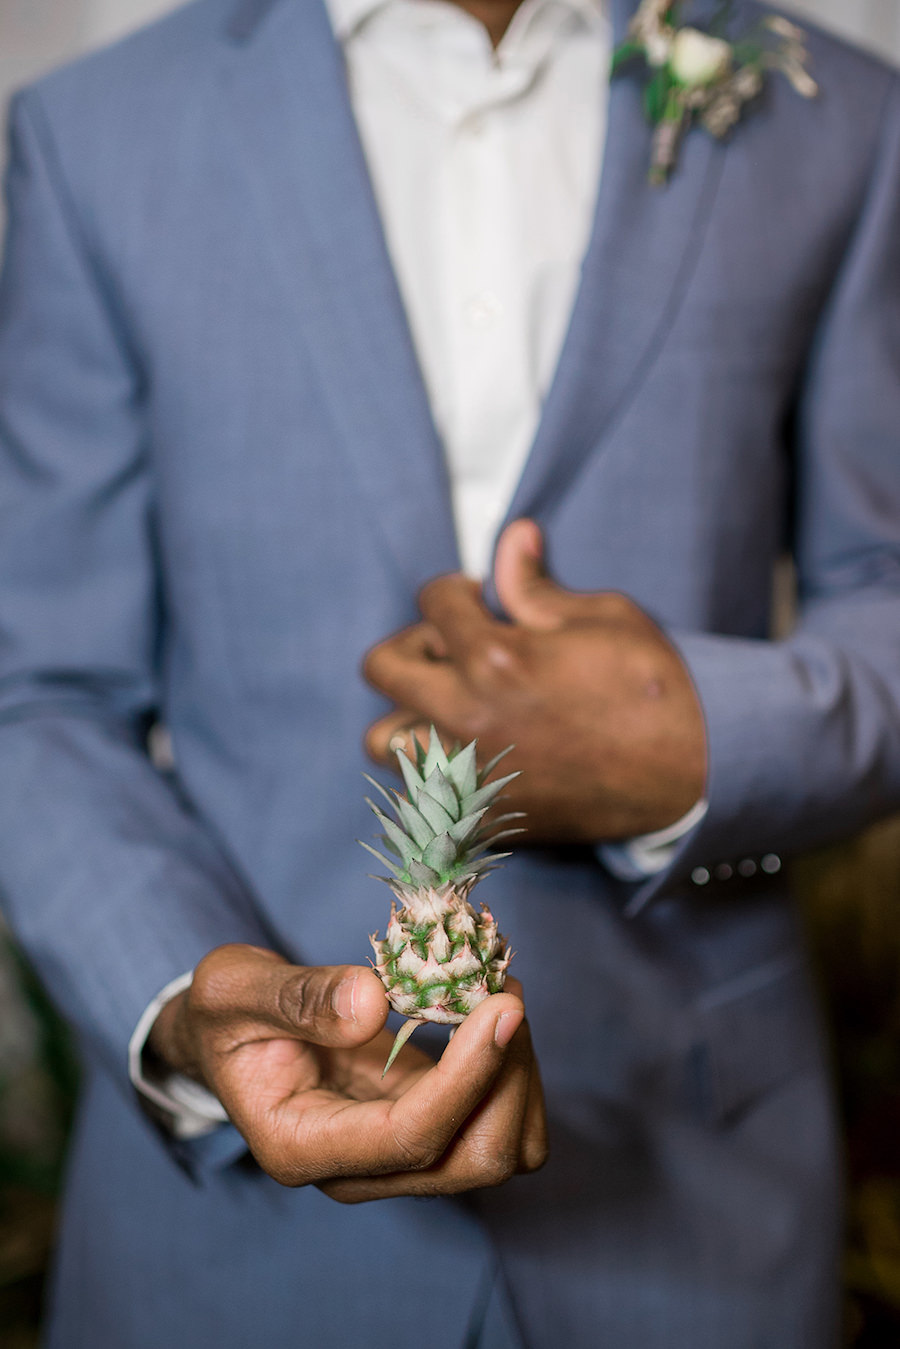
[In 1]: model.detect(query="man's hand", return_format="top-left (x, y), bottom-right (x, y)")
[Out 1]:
top-left (149, 944), bottom-right (547, 1202)
top-left (364, 519), bottom-right (707, 842)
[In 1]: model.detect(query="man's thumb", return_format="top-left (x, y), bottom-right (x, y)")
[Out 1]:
top-left (267, 962), bottom-right (389, 1047)
top-left (493, 519), bottom-right (570, 630)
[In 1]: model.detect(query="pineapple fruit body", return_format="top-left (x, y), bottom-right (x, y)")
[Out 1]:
top-left (372, 882), bottom-right (508, 1025)
top-left (363, 729), bottom-right (521, 1063)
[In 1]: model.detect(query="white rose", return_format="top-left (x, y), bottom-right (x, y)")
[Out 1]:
top-left (670, 28), bottom-right (732, 87)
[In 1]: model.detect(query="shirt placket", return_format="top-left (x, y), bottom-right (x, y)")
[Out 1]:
top-left (437, 24), bottom-right (567, 576)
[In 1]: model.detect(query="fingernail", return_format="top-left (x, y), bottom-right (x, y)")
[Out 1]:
top-left (494, 1009), bottom-right (521, 1048)
top-left (332, 976), bottom-right (359, 1022)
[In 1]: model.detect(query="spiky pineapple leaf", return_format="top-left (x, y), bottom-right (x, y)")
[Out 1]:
top-left (445, 740), bottom-right (478, 800)
top-left (423, 727), bottom-right (449, 779)
top-left (421, 831), bottom-right (457, 876)
top-left (480, 827), bottom-right (528, 849)
top-left (483, 811), bottom-right (527, 829)
top-left (396, 749), bottom-right (425, 801)
top-left (358, 840), bottom-right (404, 879)
top-left (393, 795), bottom-right (434, 850)
top-left (464, 770), bottom-right (520, 816)
top-left (368, 804), bottom-right (420, 867)
top-left (476, 745), bottom-right (514, 787)
top-left (465, 853), bottom-right (512, 875)
top-left (382, 1017), bottom-right (423, 1078)
top-left (421, 764), bottom-right (460, 819)
top-left (362, 773), bottom-right (399, 813)
top-left (448, 807), bottom-right (489, 849)
top-left (407, 857), bottom-right (440, 887)
top-left (416, 789), bottom-right (456, 836)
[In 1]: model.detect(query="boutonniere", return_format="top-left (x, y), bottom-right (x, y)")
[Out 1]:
top-left (613, 2), bottom-right (819, 185)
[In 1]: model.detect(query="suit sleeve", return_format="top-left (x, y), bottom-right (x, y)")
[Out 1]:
top-left (0, 92), bottom-right (275, 1088)
top-left (630, 74), bottom-right (900, 915)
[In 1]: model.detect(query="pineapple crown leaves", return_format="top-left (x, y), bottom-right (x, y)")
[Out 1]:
top-left (360, 727), bottom-right (525, 892)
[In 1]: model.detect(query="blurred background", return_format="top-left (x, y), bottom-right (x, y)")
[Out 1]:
top-left (1, 1), bottom-right (899, 1346)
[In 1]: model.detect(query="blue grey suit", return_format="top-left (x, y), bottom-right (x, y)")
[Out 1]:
top-left (1, 0), bottom-right (899, 1344)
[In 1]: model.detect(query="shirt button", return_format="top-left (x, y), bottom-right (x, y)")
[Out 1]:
top-left (691, 867), bottom-right (711, 887)
top-left (738, 858), bottom-right (757, 877)
top-left (761, 853), bottom-right (782, 875)
top-left (714, 863), bottom-right (733, 881)
top-left (464, 291), bottom-right (504, 330)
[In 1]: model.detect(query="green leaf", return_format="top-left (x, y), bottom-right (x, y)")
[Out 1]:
top-left (369, 804), bottom-right (419, 866)
top-left (422, 764), bottom-right (460, 819)
top-left (421, 831), bottom-right (457, 875)
top-left (465, 854), bottom-right (511, 875)
top-left (465, 770), bottom-right (520, 816)
top-left (393, 794), bottom-right (435, 850)
top-left (449, 807), bottom-right (489, 849)
top-left (480, 827), bottom-right (527, 849)
top-left (358, 840), bottom-right (403, 879)
top-left (482, 811), bottom-right (527, 830)
top-left (644, 67), bottom-right (674, 124)
top-left (416, 789), bottom-right (456, 836)
top-left (611, 40), bottom-right (644, 77)
top-left (408, 858), bottom-right (440, 887)
top-left (446, 740), bottom-right (478, 800)
top-left (382, 1018), bottom-right (423, 1078)
top-left (395, 748), bottom-right (425, 800)
top-left (362, 773), bottom-right (400, 815)
top-left (423, 726), bottom-right (449, 779)
top-left (476, 744), bottom-right (514, 787)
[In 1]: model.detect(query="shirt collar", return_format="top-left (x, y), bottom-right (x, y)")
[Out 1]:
top-left (324, 0), bottom-right (607, 45)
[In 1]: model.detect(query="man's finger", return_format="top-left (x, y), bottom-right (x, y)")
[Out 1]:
top-left (493, 519), bottom-right (580, 631)
top-left (263, 992), bottom-right (524, 1186)
top-left (518, 1053), bottom-right (549, 1173)
top-left (364, 635), bottom-right (473, 728)
top-left (365, 709), bottom-right (435, 767)
top-left (191, 946), bottom-right (389, 1049)
top-left (319, 1007), bottom-right (537, 1202)
top-left (418, 573), bottom-right (502, 662)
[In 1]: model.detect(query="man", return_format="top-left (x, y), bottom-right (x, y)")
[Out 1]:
top-left (1, 0), bottom-right (899, 1344)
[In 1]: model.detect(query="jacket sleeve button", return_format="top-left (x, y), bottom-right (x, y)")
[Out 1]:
top-left (738, 858), bottom-right (757, 877)
top-left (691, 866), bottom-right (711, 886)
top-left (714, 863), bottom-right (733, 881)
top-left (761, 853), bottom-right (782, 874)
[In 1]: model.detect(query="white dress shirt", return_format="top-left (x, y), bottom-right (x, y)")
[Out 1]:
top-left (130, 0), bottom-right (704, 1129)
top-left (334, 0), bottom-right (610, 577)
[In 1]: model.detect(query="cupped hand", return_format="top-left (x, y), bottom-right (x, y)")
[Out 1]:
top-left (149, 944), bottom-right (547, 1201)
top-left (364, 518), bottom-right (707, 842)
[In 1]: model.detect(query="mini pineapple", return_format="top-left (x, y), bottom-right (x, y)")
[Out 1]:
top-left (362, 728), bottom-right (523, 1075)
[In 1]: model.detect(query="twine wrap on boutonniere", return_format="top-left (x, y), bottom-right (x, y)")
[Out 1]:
top-left (613, 2), bottom-right (818, 184)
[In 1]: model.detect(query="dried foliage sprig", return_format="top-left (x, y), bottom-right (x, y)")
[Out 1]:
top-left (613, 1), bottom-right (818, 184)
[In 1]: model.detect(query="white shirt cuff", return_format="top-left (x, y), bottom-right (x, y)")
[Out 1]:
top-left (128, 971), bottom-right (230, 1139)
top-left (600, 798), bottom-right (709, 881)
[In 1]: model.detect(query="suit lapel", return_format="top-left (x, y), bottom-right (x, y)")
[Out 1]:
top-left (220, 0), bottom-right (460, 591)
top-left (496, 0), bottom-right (727, 549)
top-left (222, 0), bottom-right (726, 592)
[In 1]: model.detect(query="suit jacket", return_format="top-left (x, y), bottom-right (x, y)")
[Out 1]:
top-left (1, 0), bottom-right (899, 1345)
